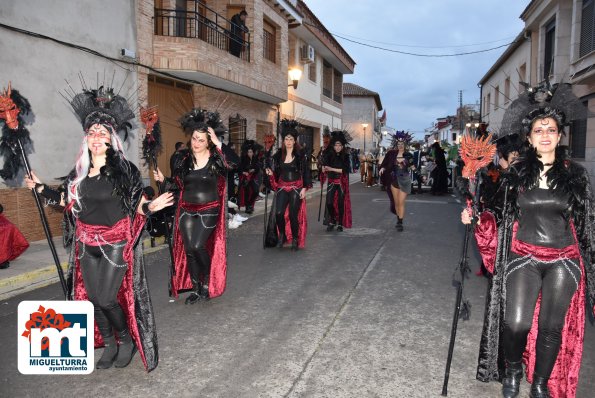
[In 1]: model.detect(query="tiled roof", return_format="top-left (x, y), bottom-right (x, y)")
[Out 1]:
top-left (343, 83), bottom-right (383, 110)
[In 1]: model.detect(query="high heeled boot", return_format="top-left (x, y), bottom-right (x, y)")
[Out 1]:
top-left (114, 328), bottom-right (136, 368)
top-left (501, 361), bottom-right (523, 398)
top-left (396, 217), bottom-right (404, 232)
top-left (185, 277), bottom-right (201, 305)
top-left (276, 233), bottom-right (285, 248)
top-left (95, 309), bottom-right (118, 369)
top-left (529, 376), bottom-right (550, 398)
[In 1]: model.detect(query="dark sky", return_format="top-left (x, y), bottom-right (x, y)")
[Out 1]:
top-left (307, 0), bottom-right (528, 138)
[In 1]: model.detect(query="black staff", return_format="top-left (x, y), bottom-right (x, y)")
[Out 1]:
top-left (441, 174), bottom-right (480, 396)
top-left (18, 139), bottom-right (68, 297)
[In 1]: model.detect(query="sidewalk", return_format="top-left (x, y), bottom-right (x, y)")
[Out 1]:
top-left (0, 177), bottom-right (356, 301)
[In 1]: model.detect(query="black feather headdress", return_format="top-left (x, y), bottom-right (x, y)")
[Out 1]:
top-left (501, 81), bottom-right (591, 138)
top-left (69, 86), bottom-right (135, 140)
top-left (241, 139), bottom-right (263, 154)
top-left (280, 118), bottom-right (300, 139)
top-left (180, 108), bottom-right (227, 137)
top-left (0, 82), bottom-right (33, 181)
top-left (329, 130), bottom-right (350, 146)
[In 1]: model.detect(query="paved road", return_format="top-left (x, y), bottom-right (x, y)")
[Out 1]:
top-left (1, 183), bottom-right (594, 397)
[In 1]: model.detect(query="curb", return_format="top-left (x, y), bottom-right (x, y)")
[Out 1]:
top-left (0, 236), bottom-right (168, 301)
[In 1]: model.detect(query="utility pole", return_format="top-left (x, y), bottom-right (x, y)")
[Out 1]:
top-left (458, 90), bottom-right (464, 137)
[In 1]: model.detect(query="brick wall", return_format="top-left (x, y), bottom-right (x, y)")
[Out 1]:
top-left (0, 188), bottom-right (63, 242)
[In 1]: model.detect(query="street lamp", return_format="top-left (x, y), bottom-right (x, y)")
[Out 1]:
top-left (465, 122), bottom-right (480, 135)
top-left (362, 123), bottom-right (368, 153)
top-left (288, 68), bottom-right (302, 89)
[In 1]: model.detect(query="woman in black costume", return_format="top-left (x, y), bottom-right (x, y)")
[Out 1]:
top-left (155, 109), bottom-right (239, 304)
top-left (26, 85), bottom-right (173, 371)
top-left (322, 130), bottom-right (352, 232)
top-left (265, 119), bottom-right (312, 250)
top-left (462, 86), bottom-right (595, 398)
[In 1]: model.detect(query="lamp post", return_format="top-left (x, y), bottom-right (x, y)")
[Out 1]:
top-left (288, 68), bottom-right (302, 89)
top-left (362, 123), bottom-right (368, 153)
top-left (465, 122), bottom-right (480, 136)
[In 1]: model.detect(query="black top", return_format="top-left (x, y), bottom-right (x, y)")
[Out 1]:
top-left (279, 157), bottom-right (301, 182)
top-left (324, 151), bottom-right (349, 179)
top-left (78, 174), bottom-right (126, 226)
top-left (182, 166), bottom-right (219, 204)
top-left (516, 187), bottom-right (574, 248)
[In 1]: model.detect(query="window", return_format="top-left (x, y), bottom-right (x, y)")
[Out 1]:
top-left (452, 132), bottom-right (457, 142)
top-left (494, 86), bottom-right (500, 108)
top-left (333, 69), bottom-right (343, 103)
top-left (544, 18), bottom-right (556, 79)
top-left (263, 19), bottom-right (276, 63)
top-left (308, 58), bottom-right (317, 82)
top-left (486, 93), bottom-right (491, 114)
top-left (504, 78), bottom-right (510, 104)
top-left (570, 100), bottom-right (588, 158)
top-left (229, 115), bottom-right (247, 147)
top-left (322, 60), bottom-right (332, 98)
top-left (580, 0), bottom-right (595, 57)
top-left (518, 63), bottom-right (527, 92)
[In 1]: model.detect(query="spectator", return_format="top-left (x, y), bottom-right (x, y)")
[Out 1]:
top-left (229, 10), bottom-right (248, 58)
top-left (169, 141), bottom-right (186, 177)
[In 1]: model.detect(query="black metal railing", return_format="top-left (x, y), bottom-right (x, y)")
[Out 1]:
top-left (154, 7), bottom-right (250, 62)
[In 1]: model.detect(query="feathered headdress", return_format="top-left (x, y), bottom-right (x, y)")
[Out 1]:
top-left (329, 130), bottom-right (350, 146)
top-left (322, 126), bottom-right (331, 138)
top-left (391, 130), bottom-right (413, 147)
top-left (501, 81), bottom-right (590, 137)
top-left (241, 139), bottom-right (263, 154)
top-left (140, 106), bottom-right (162, 169)
top-left (69, 85), bottom-right (135, 140)
top-left (180, 108), bottom-right (227, 137)
top-left (0, 82), bottom-right (33, 181)
top-left (495, 133), bottom-right (521, 159)
top-left (280, 118), bottom-right (300, 139)
top-left (459, 133), bottom-right (496, 179)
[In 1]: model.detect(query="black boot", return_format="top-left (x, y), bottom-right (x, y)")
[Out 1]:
top-left (529, 376), bottom-right (550, 398)
top-left (326, 223), bottom-right (335, 232)
top-left (276, 233), bottom-right (285, 248)
top-left (291, 238), bottom-right (299, 251)
top-left (199, 283), bottom-right (210, 301)
top-left (114, 329), bottom-right (136, 368)
top-left (501, 361), bottom-right (523, 398)
top-left (337, 225), bottom-right (343, 232)
top-left (396, 217), bottom-right (404, 232)
top-left (95, 309), bottom-right (118, 369)
top-left (185, 278), bottom-right (201, 304)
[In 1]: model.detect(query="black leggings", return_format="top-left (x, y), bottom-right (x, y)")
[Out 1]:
top-left (503, 252), bottom-right (581, 379)
top-left (243, 179), bottom-right (259, 208)
top-left (78, 241), bottom-right (128, 337)
top-left (326, 183), bottom-right (344, 225)
top-left (179, 208), bottom-right (219, 288)
top-left (275, 189), bottom-right (300, 239)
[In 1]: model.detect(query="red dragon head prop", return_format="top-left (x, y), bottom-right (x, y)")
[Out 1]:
top-left (264, 133), bottom-right (276, 151)
top-left (459, 133), bottom-right (496, 180)
top-left (140, 106), bottom-right (159, 136)
top-left (0, 82), bottom-right (20, 130)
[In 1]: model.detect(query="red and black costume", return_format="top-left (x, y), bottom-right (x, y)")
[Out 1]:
top-left (473, 105), bottom-right (595, 396)
top-left (35, 85), bottom-right (158, 371)
top-left (238, 140), bottom-right (263, 214)
top-left (161, 109), bottom-right (239, 304)
top-left (0, 207), bottom-right (29, 268)
top-left (322, 131), bottom-right (352, 231)
top-left (265, 120), bottom-right (312, 250)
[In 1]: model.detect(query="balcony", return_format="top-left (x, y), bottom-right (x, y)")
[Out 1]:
top-left (154, 6), bottom-right (251, 62)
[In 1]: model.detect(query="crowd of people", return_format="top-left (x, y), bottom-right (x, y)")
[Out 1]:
top-left (4, 75), bottom-right (595, 398)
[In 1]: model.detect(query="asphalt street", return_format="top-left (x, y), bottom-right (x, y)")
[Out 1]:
top-left (1, 182), bottom-right (594, 398)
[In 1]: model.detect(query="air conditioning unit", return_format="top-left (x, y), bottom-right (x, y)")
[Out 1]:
top-left (300, 44), bottom-right (315, 64)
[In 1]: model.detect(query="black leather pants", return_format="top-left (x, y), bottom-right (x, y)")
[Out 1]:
top-left (275, 189), bottom-right (300, 239)
top-left (325, 183), bottom-right (344, 225)
top-left (502, 252), bottom-right (581, 379)
top-left (179, 208), bottom-right (219, 289)
top-left (78, 241), bottom-right (128, 337)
